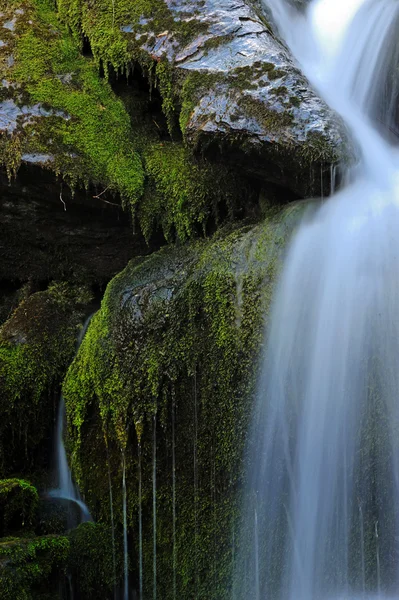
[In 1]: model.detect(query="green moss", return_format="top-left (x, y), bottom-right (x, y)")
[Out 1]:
top-left (138, 141), bottom-right (246, 243)
top-left (178, 64), bottom-right (294, 136)
top-left (179, 71), bottom-right (222, 135)
top-left (63, 204), bottom-right (306, 599)
top-left (0, 0), bottom-right (144, 205)
top-left (0, 480), bottom-right (38, 536)
top-left (0, 534), bottom-right (70, 600)
top-left (0, 282), bottom-right (91, 475)
top-left (289, 95), bottom-right (301, 108)
top-left (68, 522), bottom-right (123, 598)
top-left (238, 95), bottom-right (294, 130)
top-left (57, 0), bottom-right (206, 72)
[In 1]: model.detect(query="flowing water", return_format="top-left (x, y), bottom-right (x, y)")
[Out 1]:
top-left (106, 445), bottom-right (117, 600)
top-left (122, 452), bottom-right (129, 600)
top-left (172, 399), bottom-right (177, 600)
top-left (49, 316), bottom-right (92, 524)
top-left (138, 440), bottom-right (144, 600)
top-left (236, 0), bottom-right (399, 598)
top-left (153, 413), bottom-right (157, 600)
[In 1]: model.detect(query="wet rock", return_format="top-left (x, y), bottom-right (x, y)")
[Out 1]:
top-left (119, 0), bottom-right (348, 196)
top-left (0, 165), bottom-right (148, 284)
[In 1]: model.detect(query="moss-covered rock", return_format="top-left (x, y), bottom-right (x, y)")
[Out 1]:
top-left (68, 521), bottom-right (123, 598)
top-left (0, 282), bottom-right (91, 475)
top-left (0, 480), bottom-right (38, 537)
top-left (63, 202), bottom-right (307, 599)
top-left (139, 141), bottom-right (252, 243)
top-left (0, 534), bottom-right (69, 600)
top-left (0, 0), bottom-right (144, 205)
top-left (55, 0), bottom-right (349, 196)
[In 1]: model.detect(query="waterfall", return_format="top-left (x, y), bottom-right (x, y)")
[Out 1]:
top-left (49, 316), bottom-right (92, 523)
top-left (236, 0), bottom-right (399, 598)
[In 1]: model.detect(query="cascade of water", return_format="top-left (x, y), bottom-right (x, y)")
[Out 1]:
top-left (122, 452), bottom-right (129, 600)
top-left (138, 441), bottom-right (143, 600)
top-left (153, 413), bottom-right (157, 600)
top-left (236, 0), bottom-right (399, 597)
top-left (49, 316), bottom-right (92, 523)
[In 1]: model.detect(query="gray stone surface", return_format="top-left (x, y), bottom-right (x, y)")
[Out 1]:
top-left (122, 0), bottom-right (349, 196)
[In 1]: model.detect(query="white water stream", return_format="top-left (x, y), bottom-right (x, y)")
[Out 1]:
top-left (49, 317), bottom-right (92, 524)
top-left (236, 0), bottom-right (399, 598)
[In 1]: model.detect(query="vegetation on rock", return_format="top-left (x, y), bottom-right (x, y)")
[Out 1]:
top-left (63, 203), bottom-right (306, 599)
top-left (0, 282), bottom-right (91, 475)
top-left (0, 0), bottom-right (144, 202)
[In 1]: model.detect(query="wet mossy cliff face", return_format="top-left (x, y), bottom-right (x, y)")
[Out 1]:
top-left (62, 204), bottom-right (304, 599)
top-left (0, 0), bottom-right (343, 596)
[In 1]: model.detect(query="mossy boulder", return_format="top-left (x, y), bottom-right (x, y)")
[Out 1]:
top-left (0, 282), bottom-right (91, 476)
top-left (0, 534), bottom-right (69, 600)
top-left (63, 202), bottom-right (308, 599)
top-left (0, 480), bottom-right (38, 537)
top-left (56, 0), bottom-right (349, 196)
top-left (0, 0), bottom-right (144, 204)
top-left (68, 522), bottom-right (123, 598)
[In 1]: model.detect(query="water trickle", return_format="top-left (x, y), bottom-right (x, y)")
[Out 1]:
top-left (49, 316), bottom-right (92, 524)
top-left (122, 452), bottom-right (129, 600)
top-left (236, 0), bottom-right (399, 597)
top-left (172, 399), bottom-right (177, 600)
top-left (138, 440), bottom-right (143, 600)
top-left (193, 371), bottom-right (199, 598)
top-left (153, 413), bottom-right (157, 600)
top-left (106, 445), bottom-right (117, 600)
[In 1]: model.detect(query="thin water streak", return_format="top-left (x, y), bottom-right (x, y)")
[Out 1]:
top-left (106, 444), bottom-right (117, 600)
top-left (172, 399), bottom-right (177, 600)
top-left (138, 441), bottom-right (143, 600)
top-left (122, 452), bottom-right (128, 600)
top-left (153, 413), bottom-right (157, 600)
top-left (49, 315), bottom-right (93, 523)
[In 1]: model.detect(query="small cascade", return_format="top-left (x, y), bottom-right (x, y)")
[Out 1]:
top-left (236, 0), bottom-right (399, 597)
top-left (49, 316), bottom-right (93, 523)
top-left (152, 413), bottom-right (157, 600)
top-left (106, 445), bottom-right (117, 600)
top-left (172, 399), bottom-right (177, 600)
top-left (122, 452), bottom-right (129, 600)
top-left (138, 440), bottom-right (143, 600)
